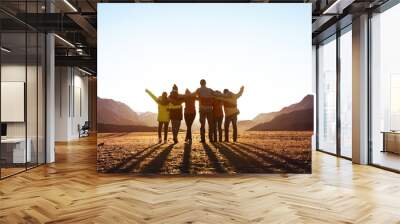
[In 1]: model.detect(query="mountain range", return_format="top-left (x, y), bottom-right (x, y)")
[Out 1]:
top-left (97, 98), bottom-right (141, 126)
top-left (97, 98), bottom-right (156, 132)
top-left (97, 95), bottom-right (314, 133)
top-left (248, 108), bottom-right (313, 131)
top-left (238, 95), bottom-right (314, 131)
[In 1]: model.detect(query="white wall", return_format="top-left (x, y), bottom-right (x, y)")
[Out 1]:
top-left (72, 72), bottom-right (89, 138)
top-left (1, 63), bottom-right (46, 164)
top-left (55, 67), bottom-right (89, 141)
top-left (1, 66), bottom-right (35, 133)
top-left (55, 66), bottom-right (69, 141)
top-left (1, 65), bottom-right (26, 139)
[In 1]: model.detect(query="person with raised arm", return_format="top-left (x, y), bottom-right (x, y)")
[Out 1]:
top-left (145, 89), bottom-right (170, 143)
top-left (216, 86), bottom-right (244, 142)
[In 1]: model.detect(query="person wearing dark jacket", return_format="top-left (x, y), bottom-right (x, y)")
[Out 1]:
top-left (184, 89), bottom-right (196, 142)
top-left (212, 91), bottom-right (224, 142)
top-left (195, 79), bottom-right (215, 142)
top-left (168, 84), bottom-right (185, 144)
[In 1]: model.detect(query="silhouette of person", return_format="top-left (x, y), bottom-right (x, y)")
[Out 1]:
top-left (145, 89), bottom-right (170, 143)
top-left (184, 89), bottom-right (196, 142)
top-left (212, 91), bottom-right (224, 142)
top-left (195, 79), bottom-right (215, 142)
top-left (216, 86), bottom-right (244, 142)
top-left (168, 84), bottom-right (185, 144)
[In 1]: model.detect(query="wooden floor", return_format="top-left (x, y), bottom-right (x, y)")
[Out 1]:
top-left (373, 151), bottom-right (400, 171)
top-left (1, 136), bottom-right (400, 223)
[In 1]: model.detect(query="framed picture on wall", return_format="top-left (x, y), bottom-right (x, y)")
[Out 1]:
top-left (97, 3), bottom-right (314, 175)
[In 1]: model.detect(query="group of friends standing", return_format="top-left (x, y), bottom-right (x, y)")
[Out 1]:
top-left (145, 79), bottom-right (244, 144)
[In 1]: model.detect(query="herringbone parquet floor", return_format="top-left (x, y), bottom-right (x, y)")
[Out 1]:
top-left (1, 136), bottom-right (400, 224)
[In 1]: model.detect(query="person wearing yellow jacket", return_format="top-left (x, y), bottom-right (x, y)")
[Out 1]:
top-left (145, 89), bottom-right (170, 143)
top-left (215, 86), bottom-right (244, 142)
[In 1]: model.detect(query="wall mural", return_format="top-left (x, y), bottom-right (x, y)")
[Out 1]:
top-left (97, 3), bottom-right (313, 174)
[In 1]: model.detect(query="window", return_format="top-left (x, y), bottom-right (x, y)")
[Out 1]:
top-left (390, 74), bottom-right (400, 130)
top-left (339, 28), bottom-right (352, 158)
top-left (370, 3), bottom-right (400, 171)
top-left (317, 36), bottom-right (337, 154)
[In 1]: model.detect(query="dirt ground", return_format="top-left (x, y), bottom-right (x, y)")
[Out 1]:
top-left (97, 131), bottom-right (312, 174)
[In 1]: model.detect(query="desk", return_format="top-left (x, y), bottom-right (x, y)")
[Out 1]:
top-left (382, 131), bottom-right (400, 154)
top-left (1, 138), bottom-right (31, 163)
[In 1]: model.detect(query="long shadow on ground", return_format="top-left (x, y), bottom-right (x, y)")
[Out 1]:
top-left (107, 143), bottom-right (162, 172)
top-left (202, 143), bottom-right (227, 173)
top-left (221, 142), bottom-right (299, 173)
top-left (180, 142), bottom-right (192, 174)
top-left (235, 142), bottom-right (311, 173)
top-left (109, 143), bottom-right (164, 173)
top-left (211, 142), bottom-right (270, 173)
top-left (217, 142), bottom-right (276, 173)
top-left (141, 144), bottom-right (176, 174)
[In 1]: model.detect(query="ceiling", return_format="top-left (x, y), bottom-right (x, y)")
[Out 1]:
top-left (0, 0), bottom-right (393, 75)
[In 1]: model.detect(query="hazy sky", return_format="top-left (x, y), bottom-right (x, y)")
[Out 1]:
top-left (98, 3), bottom-right (312, 120)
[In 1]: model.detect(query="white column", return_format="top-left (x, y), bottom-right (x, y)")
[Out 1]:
top-left (352, 14), bottom-right (369, 164)
top-left (312, 45), bottom-right (317, 150)
top-left (46, 33), bottom-right (55, 163)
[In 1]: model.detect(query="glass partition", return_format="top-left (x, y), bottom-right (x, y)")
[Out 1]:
top-left (38, 32), bottom-right (46, 165)
top-left (339, 28), bottom-right (352, 158)
top-left (1, 31), bottom-right (28, 177)
top-left (0, 1), bottom-right (46, 179)
top-left (371, 3), bottom-right (400, 171)
top-left (25, 0), bottom-right (43, 170)
top-left (27, 31), bottom-right (38, 169)
top-left (317, 36), bottom-right (337, 154)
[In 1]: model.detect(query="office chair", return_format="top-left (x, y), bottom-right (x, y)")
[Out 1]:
top-left (79, 121), bottom-right (90, 138)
